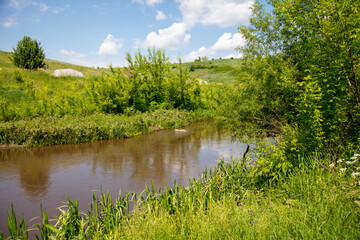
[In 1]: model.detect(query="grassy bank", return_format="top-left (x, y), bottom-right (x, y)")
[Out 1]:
top-left (184, 58), bottom-right (243, 84)
top-left (2, 156), bottom-right (359, 239)
top-left (0, 109), bottom-right (214, 147)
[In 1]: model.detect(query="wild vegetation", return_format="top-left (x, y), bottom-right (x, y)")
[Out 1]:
top-left (0, 49), bottom-right (219, 147)
top-left (185, 57), bottom-right (243, 84)
top-left (0, 109), bottom-right (212, 147)
top-left (1, 0), bottom-right (360, 238)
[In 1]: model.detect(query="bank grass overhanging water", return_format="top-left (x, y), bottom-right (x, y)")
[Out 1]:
top-left (1, 156), bottom-right (359, 239)
top-left (0, 109), bottom-right (214, 148)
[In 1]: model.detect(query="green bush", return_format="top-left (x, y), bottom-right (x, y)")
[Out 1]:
top-left (11, 36), bottom-right (46, 70)
top-left (87, 49), bottom-right (202, 114)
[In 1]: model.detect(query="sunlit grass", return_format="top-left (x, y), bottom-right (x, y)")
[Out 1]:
top-left (0, 109), bottom-right (214, 147)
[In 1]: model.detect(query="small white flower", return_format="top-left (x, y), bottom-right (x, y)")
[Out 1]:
top-left (329, 163), bottom-right (335, 168)
top-left (357, 167), bottom-right (360, 170)
top-left (337, 159), bottom-right (344, 163)
top-left (350, 156), bottom-right (357, 160)
top-left (340, 168), bottom-right (347, 172)
top-left (351, 172), bottom-right (360, 178)
top-left (354, 153), bottom-right (360, 157)
top-left (346, 161), bottom-right (352, 165)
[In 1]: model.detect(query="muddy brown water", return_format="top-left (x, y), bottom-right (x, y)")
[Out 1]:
top-left (0, 121), bottom-right (247, 236)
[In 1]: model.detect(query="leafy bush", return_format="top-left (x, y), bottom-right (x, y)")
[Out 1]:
top-left (226, 0), bottom-right (360, 180)
top-left (87, 49), bottom-right (202, 114)
top-left (11, 36), bottom-right (46, 70)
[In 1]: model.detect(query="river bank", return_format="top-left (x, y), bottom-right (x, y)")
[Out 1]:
top-left (0, 109), bottom-right (214, 147)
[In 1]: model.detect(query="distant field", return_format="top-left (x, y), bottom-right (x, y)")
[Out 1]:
top-left (1, 50), bottom-right (242, 83)
top-left (184, 58), bottom-right (243, 83)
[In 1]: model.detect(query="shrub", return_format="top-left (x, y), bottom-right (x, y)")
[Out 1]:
top-left (11, 36), bottom-right (46, 70)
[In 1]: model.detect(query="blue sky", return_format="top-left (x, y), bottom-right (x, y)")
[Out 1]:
top-left (0, 0), bottom-right (254, 67)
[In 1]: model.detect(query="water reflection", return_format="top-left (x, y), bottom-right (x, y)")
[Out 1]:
top-left (0, 121), bottom-right (246, 236)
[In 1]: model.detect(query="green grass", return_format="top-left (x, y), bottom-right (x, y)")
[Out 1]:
top-left (0, 51), bottom-right (111, 121)
top-left (0, 51), bottom-right (225, 122)
top-left (1, 157), bottom-right (359, 239)
top-left (184, 58), bottom-right (243, 84)
top-left (0, 109), bottom-right (214, 147)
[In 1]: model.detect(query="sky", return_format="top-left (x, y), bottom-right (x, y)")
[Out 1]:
top-left (0, 0), bottom-right (254, 68)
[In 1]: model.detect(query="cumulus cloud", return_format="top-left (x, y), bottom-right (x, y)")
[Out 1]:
top-left (156, 10), bottom-right (166, 21)
top-left (98, 34), bottom-right (123, 56)
top-left (141, 23), bottom-right (191, 50)
top-left (212, 33), bottom-right (245, 51)
top-left (177, 0), bottom-right (252, 28)
top-left (184, 32), bottom-right (244, 61)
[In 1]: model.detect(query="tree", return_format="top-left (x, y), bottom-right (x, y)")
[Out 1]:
top-left (11, 36), bottom-right (46, 70)
top-left (271, 0), bottom-right (360, 157)
top-left (227, 0), bottom-right (359, 180)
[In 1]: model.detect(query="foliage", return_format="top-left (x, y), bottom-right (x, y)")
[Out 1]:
top-left (272, 0), bottom-right (360, 158)
top-left (0, 109), bottom-right (212, 147)
top-left (87, 49), bottom-right (202, 114)
top-left (11, 36), bottom-right (46, 70)
top-left (225, 0), bottom-right (360, 181)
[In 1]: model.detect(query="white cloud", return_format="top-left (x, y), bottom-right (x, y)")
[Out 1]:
top-left (58, 47), bottom-right (127, 68)
top-left (2, 14), bottom-right (18, 28)
top-left (34, 2), bottom-right (67, 14)
top-left (184, 46), bottom-right (212, 62)
top-left (132, 0), bottom-right (163, 6)
top-left (142, 22), bottom-right (191, 50)
top-left (98, 34), bottom-right (123, 56)
top-left (146, 0), bottom-right (163, 5)
top-left (184, 32), bottom-right (244, 61)
top-left (156, 10), bottom-right (166, 21)
top-left (177, 0), bottom-right (253, 28)
top-left (39, 3), bottom-right (49, 12)
top-left (59, 49), bottom-right (87, 58)
top-left (223, 53), bottom-right (242, 59)
top-left (8, 0), bottom-right (30, 10)
top-left (212, 33), bottom-right (245, 51)
top-left (8, 0), bottom-right (67, 15)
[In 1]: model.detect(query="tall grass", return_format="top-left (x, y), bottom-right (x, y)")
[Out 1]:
top-left (0, 109), bottom-right (214, 147)
top-left (1, 156), bottom-right (359, 239)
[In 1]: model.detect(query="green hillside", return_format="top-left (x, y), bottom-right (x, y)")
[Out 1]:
top-left (0, 50), bottom-right (109, 76)
top-left (0, 50), bottom-right (109, 122)
top-left (184, 58), bottom-right (243, 83)
top-left (0, 50), bottom-right (223, 122)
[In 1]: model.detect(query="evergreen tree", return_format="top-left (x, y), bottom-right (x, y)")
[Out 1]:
top-left (11, 36), bottom-right (46, 70)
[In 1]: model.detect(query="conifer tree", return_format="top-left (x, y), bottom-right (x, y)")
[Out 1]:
top-left (11, 36), bottom-right (46, 70)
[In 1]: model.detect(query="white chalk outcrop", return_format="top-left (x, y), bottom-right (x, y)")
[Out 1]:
top-left (52, 69), bottom-right (84, 77)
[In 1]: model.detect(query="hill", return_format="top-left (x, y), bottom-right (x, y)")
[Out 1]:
top-left (184, 58), bottom-right (243, 84)
top-left (0, 50), bottom-right (110, 76)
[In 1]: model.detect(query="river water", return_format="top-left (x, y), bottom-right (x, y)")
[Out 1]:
top-left (0, 120), bottom-right (246, 236)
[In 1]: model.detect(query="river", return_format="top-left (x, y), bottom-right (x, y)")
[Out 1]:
top-left (0, 120), bottom-right (246, 236)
